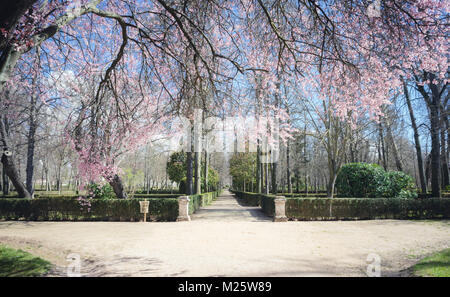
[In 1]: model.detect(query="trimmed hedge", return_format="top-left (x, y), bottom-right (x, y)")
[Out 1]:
top-left (0, 198), bottom-right (178, 222)
top-left (132, 194), bottom-right (180, 198)
top-left (260, 195), bottom-right (275, 217)
top-left (231, 191), bottom-right (275, 216)
top-left (188, 190), bottom-right (221, 215)
top-left (286, 198), bottom-right (450, 220)
top-left (134, 189), bottom-right (179, 194)
top-left (233, 191), bottom-right (261, 206)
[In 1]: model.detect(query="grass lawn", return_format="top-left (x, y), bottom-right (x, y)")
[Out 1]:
top-left (413, 248), bottom-right (450, 277)
top-left (0, 245), bottom-right (51, 277)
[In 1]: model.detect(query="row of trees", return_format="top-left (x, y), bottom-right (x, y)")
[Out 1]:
top-left (0, 1), bottom-right (447, 198)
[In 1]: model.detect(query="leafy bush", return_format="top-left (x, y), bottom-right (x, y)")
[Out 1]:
top-left (86, 183), bottom-right (115, 199)
top-left (336, 163), bottom-right (417, 198)
top-left (383, 171), bottom-right (417, 198)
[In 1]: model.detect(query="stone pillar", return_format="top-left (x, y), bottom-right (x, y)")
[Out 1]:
top-left (177, 196), bottom-right (191, 221)
top-left (274, 196), bottom-right (287, 222)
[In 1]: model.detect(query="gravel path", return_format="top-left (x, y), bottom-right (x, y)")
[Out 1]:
top-left (0, 190), bottom-right (449, 277)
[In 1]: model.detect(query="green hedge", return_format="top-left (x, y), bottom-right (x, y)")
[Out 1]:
top-left (0, 198), bottom-right (178, 222)
top-left (188, 190), bottom-right (221, 215)
top-left (231, 191), bottom-right (275, 216)
top-left (233, 191), bottom-right (261, 206)
top-left (134, 189), bottom-right (179, 194)
top-left (131, 194), bottom-right (180, 198)
top-left (286, 198), bottom-right (450, 220)
top-left (260, 195), bottom-right (275, 217)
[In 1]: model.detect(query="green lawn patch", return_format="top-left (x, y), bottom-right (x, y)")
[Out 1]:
top-left (0, 245), bottom-right (51, 277)
top-left (413, 248), bottom-right (450, 277)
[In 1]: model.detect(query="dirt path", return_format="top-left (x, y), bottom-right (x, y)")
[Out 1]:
top-left (192, 190), bottom-right (270, 222)
top-left (0, 191), bottom-right (449, 276)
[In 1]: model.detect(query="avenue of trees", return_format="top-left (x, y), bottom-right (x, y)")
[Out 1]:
top-left (0, 1), bottom-right (447, 199)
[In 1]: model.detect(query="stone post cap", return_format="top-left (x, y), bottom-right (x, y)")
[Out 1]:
top-left (178, 196), bottom-right (190, 201)
top-left (274, 196), bottom-right (286, 201)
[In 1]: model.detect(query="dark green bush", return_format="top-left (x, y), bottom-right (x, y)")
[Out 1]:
top-left (336, 163), bottom-right (386, 197)
top-left (383, 171), bottom-right (417, 198)
top-left (285, 197), bottom-right (450, 220)
top-left (336, 163), bottom-right (417, 198)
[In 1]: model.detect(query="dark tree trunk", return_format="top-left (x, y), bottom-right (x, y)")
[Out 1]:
top-left (256, 143), bottom-right (262, 193)
top-left (378, 122), bottom-right (387, 170)
top-left (0, 0), bottom-right (37, 92)
top-left (384, 115), bottom-right (403, 172)
top-left (0, 114), bottom-right (30, 198)
top-left (186, 151), bottom-right (193, 195)
top-left (404, 80), bottom-right (427, 194)
top-left (203, 150), bottom-right (208, 192)
top-left (271, 156), bottom-right (277, 194)
top-left (26, 96), bottom-right (37, 194)
top-left (194, 151), bottom-right (201, 194)
top-left (429, 102), bottom-right (441, 197)
top-left (109, 174), bottom-right (127, 199)
top-left (2, 166), bottom-right (9, 195)
top-left (286, 140), bottom-right (292, 193)
top-left (440, 95), bottom-right (449, 189)
top-left (416, 74), bottom-right (441, 197)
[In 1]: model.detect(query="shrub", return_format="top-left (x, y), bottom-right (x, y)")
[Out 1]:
top-left (336, 163), bottom-right (386, 198)
top-left (336, 163), bottom-right (417, 198)
top-left (86, 183), bottom-right (115, 199)
top-left (383, 171), bottom-right (417, 198)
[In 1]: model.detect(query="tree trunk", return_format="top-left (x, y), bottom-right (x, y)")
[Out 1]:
top-left (203, 150), bottom-right (208, 193)
top-left (440, 104), bottom-right (449, 189)
top-left (416, 75), bottom-right (441, 197)
top-left (194, 151), bottom-right (201, 194)
top-left (429, 102), bottom-right (441, 197)
top-left (327, 156), bottom-right (337, 198)
top-left (327, 171), bottom-right (337, 198)
top-left (26, 96), bottom-right (37, 194)
top-left (256, 143), bottom-right (262, 193)
top-left (286, 140), bottom-right (292, 193)
top-left (0, 114), bottom-right (30, 198)
top-left (2, 166), bottom-right (9, 195)
top-left (264, 162), bottom-right (269, 195)
top-left (186, 151), bottom-right (193, 195)
top-left (109, 174), bottom-right (127, 199)
top-left (384, 115), bottom-right (403, 171)
top-left (271, 156), bottom-right (277, 194)
top-left (404, 80), bottom-right (427, 194)
top-left (378, 122), bottom-right (387, 170)
top-left (0, 45), bottom-right (21, 94)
